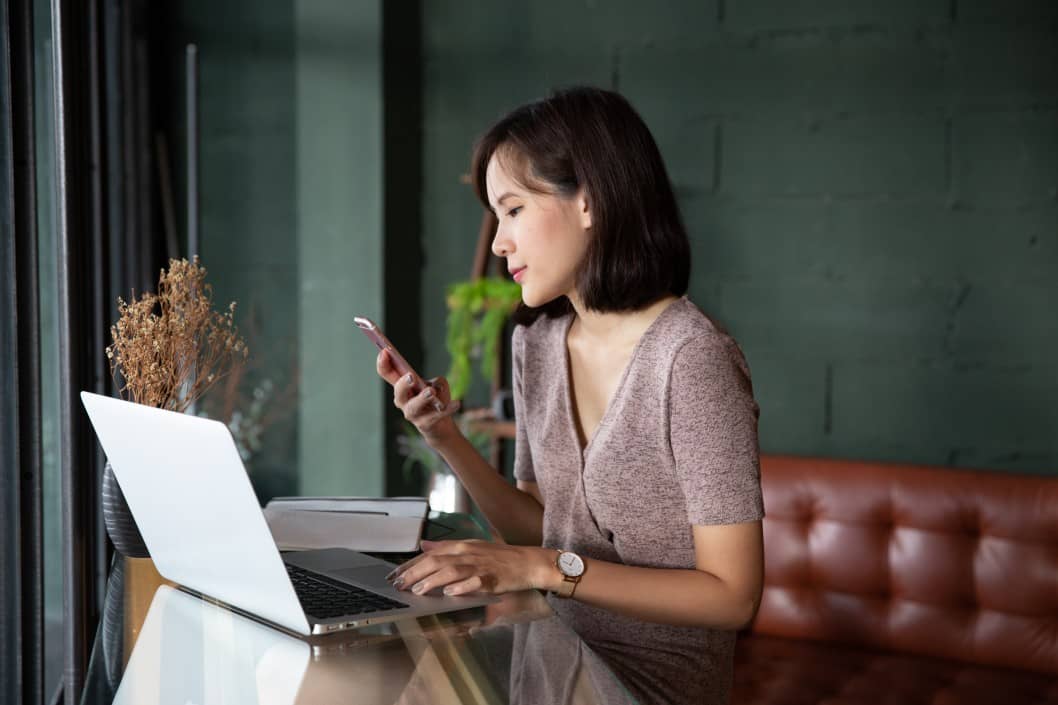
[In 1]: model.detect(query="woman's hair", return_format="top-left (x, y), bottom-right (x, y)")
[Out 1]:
top-left (470, 86), bottom-right (691, 325)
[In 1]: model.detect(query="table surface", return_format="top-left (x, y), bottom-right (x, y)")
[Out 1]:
top-left (79, 512), bottom-right (639, 705)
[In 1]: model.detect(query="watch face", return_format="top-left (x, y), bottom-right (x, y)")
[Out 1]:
top-left (558, 552), bottom-right (585, 577)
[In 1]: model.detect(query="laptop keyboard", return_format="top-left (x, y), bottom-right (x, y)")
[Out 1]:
top-left (285, 563), bottom-right (409, 620)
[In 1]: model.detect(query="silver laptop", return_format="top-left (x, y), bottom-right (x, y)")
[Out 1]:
top-left (81, 391), bottom-right (495, 637)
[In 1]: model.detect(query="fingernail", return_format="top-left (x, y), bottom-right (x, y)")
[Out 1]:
top-left (385, 568), bottom-right (398, 580)
top-left (412, 582), bottom-right (425, 594)
top-left (433, 400), bottom-right (445, 412)
top-left (393, 577), bottom-right (405, 589)
top-left (405, 374), bottom-right (413, 384)
top-left (443, 586), bottom-right (456, 596)
top-left (423, 387), bottom-right (434, 398)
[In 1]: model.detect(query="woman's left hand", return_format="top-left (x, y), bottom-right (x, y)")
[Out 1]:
top-left (387, 539), bottom-right (556, 597)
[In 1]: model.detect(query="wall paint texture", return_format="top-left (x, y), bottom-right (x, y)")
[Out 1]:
top-left (421, 0), bottom-right (1058, 475)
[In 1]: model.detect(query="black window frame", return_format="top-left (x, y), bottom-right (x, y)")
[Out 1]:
top-left (3, 0), bottom-right (165, 702)
top-left (1, 1), bottom-right (46, 704)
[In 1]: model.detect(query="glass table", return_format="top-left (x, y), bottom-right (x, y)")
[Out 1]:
top-left (79, 513), bottom-right (639, 705)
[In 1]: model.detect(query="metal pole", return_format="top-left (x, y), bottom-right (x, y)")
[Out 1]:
top-left (52, 0), bottom-right (103, 700)
top-left (184, 44), bottom-right (200, 412)
top-left (186, 44), bottom-right (199, 260)
top-left (86, 0), bottom-right (111, 615)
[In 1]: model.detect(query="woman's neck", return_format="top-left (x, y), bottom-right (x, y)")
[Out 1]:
top-left (566, 293), bottom-right (680, 350)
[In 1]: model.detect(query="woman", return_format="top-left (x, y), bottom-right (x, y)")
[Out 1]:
top-left (378, 87), bottom-right (764, 704)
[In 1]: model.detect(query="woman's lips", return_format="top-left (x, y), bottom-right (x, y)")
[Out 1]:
top-left (511, 267), bottom-right (527, 283)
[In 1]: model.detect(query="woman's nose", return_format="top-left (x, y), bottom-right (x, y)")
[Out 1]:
top-left (491, 224), bottom-right (512, 258)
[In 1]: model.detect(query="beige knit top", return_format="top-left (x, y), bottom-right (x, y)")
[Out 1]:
top-left (511, 296), bottom-right (765, 705)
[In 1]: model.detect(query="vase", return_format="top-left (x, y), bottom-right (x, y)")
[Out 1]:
top-left (100, 557), bottom-right (126, 691)
top-left (101, 461), bottom-right (151, 558)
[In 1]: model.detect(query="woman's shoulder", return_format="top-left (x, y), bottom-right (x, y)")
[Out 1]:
top-left (511, 308), bottom-right (572, 378)
top-left (649, 297), bottom-right (750, 373)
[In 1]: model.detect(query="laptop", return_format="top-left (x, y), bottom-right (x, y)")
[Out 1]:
top-left (81, 391), bottom-right (496, 637)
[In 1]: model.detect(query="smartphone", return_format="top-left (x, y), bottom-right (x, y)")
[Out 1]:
top-left (354, 317), bottom-right (442, 411)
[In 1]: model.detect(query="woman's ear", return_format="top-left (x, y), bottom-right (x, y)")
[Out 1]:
top-left (576, 188), bottom-right (593, 230)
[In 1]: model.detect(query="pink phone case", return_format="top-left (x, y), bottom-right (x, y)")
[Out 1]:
top-left (354, 316), bottom-right (425, 394)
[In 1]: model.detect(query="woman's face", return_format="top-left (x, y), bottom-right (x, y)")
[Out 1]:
top-left (486, 153), bottom-right (592, 308)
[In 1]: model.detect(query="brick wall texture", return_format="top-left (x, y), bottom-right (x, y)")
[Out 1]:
top-left (421, 0), bottom-right (1058, 475)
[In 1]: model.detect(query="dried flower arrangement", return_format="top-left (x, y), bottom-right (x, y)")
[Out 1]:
top-left (106, 257), bottom-right (248, 412)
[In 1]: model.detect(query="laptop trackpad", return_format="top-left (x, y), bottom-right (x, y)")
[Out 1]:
top-left (329, 566), bottom-right (394, 591)
top-left (286, 547), bottom-right (387, 573)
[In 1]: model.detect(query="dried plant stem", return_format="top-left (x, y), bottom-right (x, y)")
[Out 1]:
top-left (106, 257), bottom-right (248, 412)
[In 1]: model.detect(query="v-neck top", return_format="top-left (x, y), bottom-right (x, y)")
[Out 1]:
top-left (510, 296), bottom-right (765, 705)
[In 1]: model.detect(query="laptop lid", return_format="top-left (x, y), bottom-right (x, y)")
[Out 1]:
top-left (81, 391), bottom-right (310, 635)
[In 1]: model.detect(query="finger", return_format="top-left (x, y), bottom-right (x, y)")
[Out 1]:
top-left (376, 349), bottom-right (405, 386)
top-left (426, 377), bottom-right (452, 403)
top-left (394, 373), bottom-right (424, 407)
top-left (390, 543), bottom-right (472, 585)
top-left (441, 575), bottom-right (482, 596)
top-left (394, 554), bottom-right (461, 591)
top-left (427, 399), bottom-right (460, 419)
top-left (386, 552), bottom-right (429, 581)
top-left (390, 554), bottom-right (439, 589)
top-left (387, 539), bottom-right (468, 581)
top-left (403, 384), bottom-right (446, 417)
top-left (408, 564), bottom-right (476, 596)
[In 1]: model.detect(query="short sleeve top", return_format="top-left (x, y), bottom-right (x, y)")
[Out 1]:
top-left (510, 296), bottom-right (764, 705)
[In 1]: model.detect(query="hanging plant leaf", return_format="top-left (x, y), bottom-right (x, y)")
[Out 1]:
top-left (444, 277), bottom-right (522, 400)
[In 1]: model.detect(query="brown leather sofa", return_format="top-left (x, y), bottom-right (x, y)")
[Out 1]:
top-left (732, 455), bottom-right (1058, 705)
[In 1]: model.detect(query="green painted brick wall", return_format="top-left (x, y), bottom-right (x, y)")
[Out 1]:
top-left (421, 0), bottom-right (1058, 475)
top-left (295, 0), bottom-right (386, 498)
top-left (162, 0), bottom-right (388, 499)
top-left (161, 0), bottom-right (301, 500)
top-left (158, 0), bottom-right (1056, 490)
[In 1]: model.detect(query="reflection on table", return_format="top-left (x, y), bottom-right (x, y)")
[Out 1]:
top-left (80, 513), bottom-right (639, 705)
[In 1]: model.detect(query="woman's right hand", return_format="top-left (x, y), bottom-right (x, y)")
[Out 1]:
top-left (376, 348), bottom-right (461, 447)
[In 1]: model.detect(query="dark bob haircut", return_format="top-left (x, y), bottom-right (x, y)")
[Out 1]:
top-left (471, 86), bottom-right (691, 324)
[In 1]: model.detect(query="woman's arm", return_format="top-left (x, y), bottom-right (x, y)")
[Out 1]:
top-left (376, 348), bottom-right (543, 546)
top-left (430, 430), bottom-right (544, 547)
top-left (389, 520), bottom-right (764, 631)
top-left (538, 521), bottom-right (764, 629)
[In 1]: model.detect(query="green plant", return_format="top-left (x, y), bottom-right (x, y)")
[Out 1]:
top-left (445, 277), bottom-right (522, 400)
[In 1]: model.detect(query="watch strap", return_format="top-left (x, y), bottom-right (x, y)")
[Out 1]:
top-left (556, 573), bottom-right (578, 598)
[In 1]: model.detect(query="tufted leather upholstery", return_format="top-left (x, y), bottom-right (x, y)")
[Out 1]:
top-left (732, 633), bottom-right (1058, 705)
top-left (732, 455), bottom-right (1058, 703)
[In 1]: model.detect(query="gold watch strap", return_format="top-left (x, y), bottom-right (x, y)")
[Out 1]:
top-left (556, 573), bottom-right (578, 598)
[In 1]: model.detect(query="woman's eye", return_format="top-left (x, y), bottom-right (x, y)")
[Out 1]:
top-left (507, 206), bottom-right (522, 218)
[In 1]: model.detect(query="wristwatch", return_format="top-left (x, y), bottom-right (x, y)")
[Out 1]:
top-left (554, 550), bottom-right (586, 599)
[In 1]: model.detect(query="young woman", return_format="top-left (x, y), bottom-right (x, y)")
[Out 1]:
top-left (377, 87), bottom-right (764, 704)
